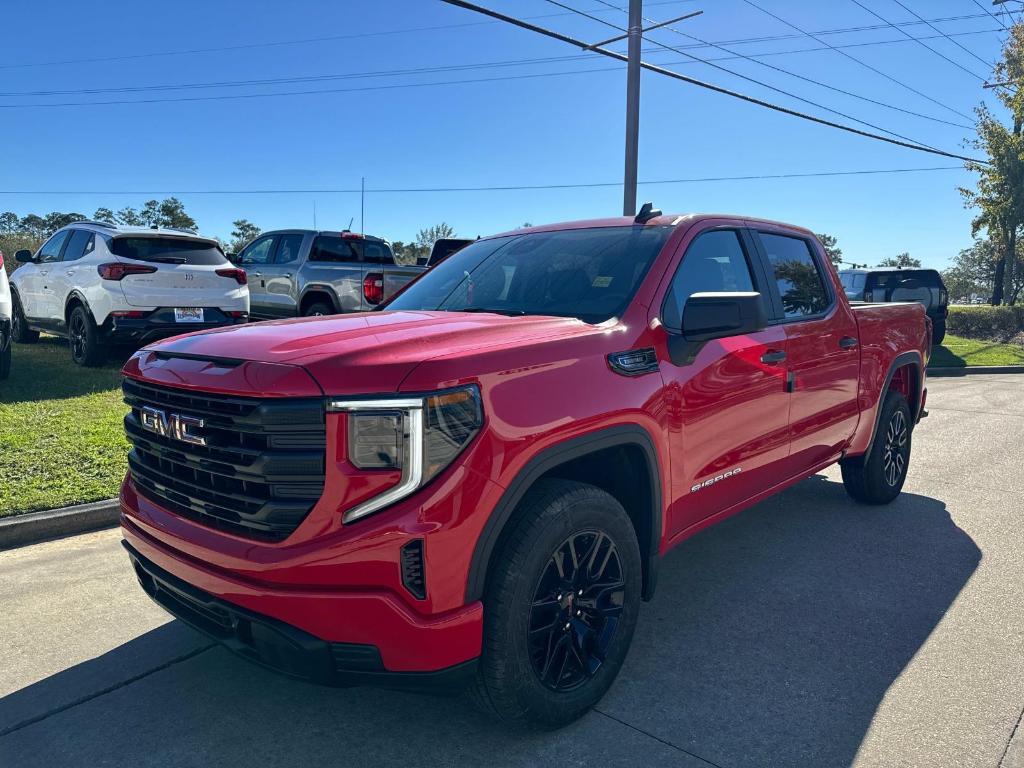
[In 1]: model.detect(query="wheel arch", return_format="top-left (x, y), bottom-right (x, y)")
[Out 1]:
top-left (865, 351), bottom-right (923, 457)
top-left (64, 290), bottom-right (94, 323)
top-left (465, 424), bottom-right (663, 605)
top-left (299, 285), bottom-right (341, 315)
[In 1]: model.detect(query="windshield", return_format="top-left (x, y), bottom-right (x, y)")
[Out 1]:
top-left (384, 226), bottom-right (673, 324)
top-left (111, 237), bottom-right (228, 265)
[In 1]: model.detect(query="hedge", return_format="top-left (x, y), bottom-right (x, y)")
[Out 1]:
top-left (946, 305), bottom-right (1024, 341)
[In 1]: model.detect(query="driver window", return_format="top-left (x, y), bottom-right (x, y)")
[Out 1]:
top-left (663, 230), bottom-right (755, 330)
top-left (239, 235), bottom-right (276, 265)
top-left (38, 230), bottom-right (71, 263)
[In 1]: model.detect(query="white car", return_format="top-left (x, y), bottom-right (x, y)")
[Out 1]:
top-left (10, 222), bottom-right (250, 366)
top-left (0, 250), bottom-right (12, 379)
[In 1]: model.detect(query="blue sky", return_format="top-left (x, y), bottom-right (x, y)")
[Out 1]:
top-left (0, 0), bottom-right (1013, 268)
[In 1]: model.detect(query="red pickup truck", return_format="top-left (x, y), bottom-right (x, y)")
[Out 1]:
top-left (119, 209), bottom-right (930, 727)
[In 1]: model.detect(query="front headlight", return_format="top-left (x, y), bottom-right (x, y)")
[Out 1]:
top-left (329, 386), bottom-right (483, 523)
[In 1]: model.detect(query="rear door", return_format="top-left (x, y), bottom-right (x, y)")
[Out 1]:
top-left (49, 229), bottom-right (95, 328)
top-left (659, 225), bottom-right (792, 536)
top-left (236, 234), bottom-right (278, 318)
top-left (112, 236), bottom-right (234, 309)
top-left (258, 232), bottom-right (305, 317)
top-left (751, 228), bottom-right (860, 472)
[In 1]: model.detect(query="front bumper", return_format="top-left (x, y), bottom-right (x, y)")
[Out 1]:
top-left (123, 539), bottom-right (477, 690)
top-left (120, 496), bottom-right (485, 680)
top-left (104, 308), bottom-right (247, 343)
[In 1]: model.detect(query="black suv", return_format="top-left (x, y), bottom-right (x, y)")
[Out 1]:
top-left (839, 267), bottom-right (948, 344)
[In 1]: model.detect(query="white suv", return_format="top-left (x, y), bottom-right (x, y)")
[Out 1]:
top-left (10, 222), bottom-right (249, 366)
top-left (0, 251), bottom-right (12, 379)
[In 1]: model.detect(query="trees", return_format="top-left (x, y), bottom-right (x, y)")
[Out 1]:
top-left (816, 233), bottom-right (843, 267)
top-left (229, 219), bottom-right (261, 253)
top-left (93, 207), bottom-right (117, 225)
top-left (416, 223), bottom-right (456, 252)
top-left (960, 24), bottom-right (1024, 305)
top-left (942, 239), bottom-right (1001, 301)
top-left (878, 252), bottom-right (922, 268)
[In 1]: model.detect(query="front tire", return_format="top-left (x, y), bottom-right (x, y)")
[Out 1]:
top-left (840, 390), bottom-right (912, 504)
top-left (11, 294), bottom-right (39, 344)
top-left (472, 479), bottom-right (642, 728)
top-left (68, 305), bottom-right (104, 367)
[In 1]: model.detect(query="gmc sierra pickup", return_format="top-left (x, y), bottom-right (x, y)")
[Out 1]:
top-left (120, 209), bottom-right (930, 728)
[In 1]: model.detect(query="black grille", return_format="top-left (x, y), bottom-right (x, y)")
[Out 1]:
top-left (401, 539), bottom-right (426, 600)
top-left (123, 377), bottom-right (326, 541)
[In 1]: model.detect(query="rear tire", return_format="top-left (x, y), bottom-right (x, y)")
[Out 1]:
top-left (471, 479), bottom-right (642, 729)
top-left (840, 390), bottom-right (912, 504)
top-left (932, 319), bottom-right (946, 346)
top-left (68, 305), bottom-right (105, 367)
top-left (11, 294), bottom-right (39, 344)
top-left (302, 301), bottom-right (335, 317)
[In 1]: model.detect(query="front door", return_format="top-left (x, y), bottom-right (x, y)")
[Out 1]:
top-left (752, 228), bottom-right (861, 472)
top-left (259, 232), bottom-right (304, 317)
top-left (236, 234), bottom-right (277, 318)
top-left (658, 225), bottom-right (792, 538)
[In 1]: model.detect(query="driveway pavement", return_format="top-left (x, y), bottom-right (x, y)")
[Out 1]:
top-left (2, 374), bottom-right (1022, 767)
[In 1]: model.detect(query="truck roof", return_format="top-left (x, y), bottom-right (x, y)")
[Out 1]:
top-left (491, 213), bottom-right (817, 239)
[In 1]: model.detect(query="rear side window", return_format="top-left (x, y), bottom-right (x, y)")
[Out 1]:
top-left (62, 230), bottom-right (95, 262)
top-left (274, 234), bottom-right (303, 264)
top-left (239, 235), bottom-right (276, 265)
top-left (111, 237), bottom-right (227, 265)
top-left (759, 233), bottom-right (830, 319)
top-left (309, 236), bottom-right (357, 262)
top-left (663, 230), bottom-right (756, 330)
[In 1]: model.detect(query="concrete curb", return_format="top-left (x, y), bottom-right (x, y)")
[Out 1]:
top-left (928, 365), bottom-right (1024, 377)
top-left (0, 498), bottom-right (120, 551)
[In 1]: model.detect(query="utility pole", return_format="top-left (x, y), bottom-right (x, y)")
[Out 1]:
top-left (623, 0), bottom-right (642, 216)
top-left (361, 177), bottom-right (365, 233)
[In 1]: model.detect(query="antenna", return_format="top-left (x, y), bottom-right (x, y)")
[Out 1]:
top-left (347, 216), bottom-right (354, 231)
top-left (313, 200), bottom-right (317, 229)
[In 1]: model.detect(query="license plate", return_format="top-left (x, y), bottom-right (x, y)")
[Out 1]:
top-left (174, 308), bottom-right (205, 323)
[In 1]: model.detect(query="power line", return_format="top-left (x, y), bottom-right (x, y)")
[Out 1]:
top-left (847, 0), bottom-right (986, 80)
top-left (0, 0), bottom-right (692, 71)
top-left (889, 0), bottom-right (995, 68)
top-left (0, 166), bottom-right (967, 196)
top-left (740, 0), bottom-right (974, 120)
top-left (551, 0), bottom-right (952, 151)
top-left (593, 0), bottom-right (972, 131)
top-left (0, 6), bottom-right (998, 72)
top-left (440, 0), bottom-right (985, 163)
top-left (972, 0), bottom-right (1008, 30)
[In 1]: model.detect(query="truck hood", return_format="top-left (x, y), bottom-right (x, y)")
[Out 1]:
top-left (141, 310), bottom-right (605, 395)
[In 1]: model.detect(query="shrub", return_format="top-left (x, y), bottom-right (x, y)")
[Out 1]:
top-left (946, 305), bottom-right (1024, 341)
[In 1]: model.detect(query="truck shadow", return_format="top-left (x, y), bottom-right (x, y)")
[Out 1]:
top-left (0, 476), bottom-right (979, 768)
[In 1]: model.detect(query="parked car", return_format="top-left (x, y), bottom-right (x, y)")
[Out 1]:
top-left (839, 267), bottom-right (948, 344)
top-left (120, 210), bottom-right (930, 728)
top-left (419, 237), bottom-right (475, 267)
top-left (234, 229), bottom-right (424, 318)
top-left (10, 222), bottom-right (249, 366)
top-left (0, 251), bottom-right (11, 379)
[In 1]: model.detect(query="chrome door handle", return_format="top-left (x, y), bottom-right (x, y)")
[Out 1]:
top-left (252, 271), bottom-right (263, 277)
top-left (283, 273), bottom-right (292, 278)
top-left (760, 349), bottom-right (787, 364)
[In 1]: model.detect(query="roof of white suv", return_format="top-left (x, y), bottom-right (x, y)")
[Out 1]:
top-left (62, 221), bottom-right (216, 243)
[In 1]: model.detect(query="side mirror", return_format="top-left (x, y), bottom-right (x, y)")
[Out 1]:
top-left (14, 249), bottom-right (34, 264)
top-left (681, 292), bottom-right (766, 341)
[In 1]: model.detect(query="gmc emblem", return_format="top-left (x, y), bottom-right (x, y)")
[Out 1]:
top-left (140, 406), bottom-right (206, 446)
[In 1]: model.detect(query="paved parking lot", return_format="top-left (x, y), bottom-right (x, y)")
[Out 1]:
top-left (1, 374), bottom-right (1022, 767)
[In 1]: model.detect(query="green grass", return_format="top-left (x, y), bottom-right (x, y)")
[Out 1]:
top-left (0, 337), bottom-right (130, 517)
top-left (930, 333), bottom-right (1024, 368)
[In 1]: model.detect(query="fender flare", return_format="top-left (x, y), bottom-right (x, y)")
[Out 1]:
top-left (464, 424), bottom-right (663, 604)
top-left (298, 284), bottom-right (342, 314)
top-left (64, 289), bottom-right (95, 323)
top-left (864, 350), bottom-right (923, 457)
